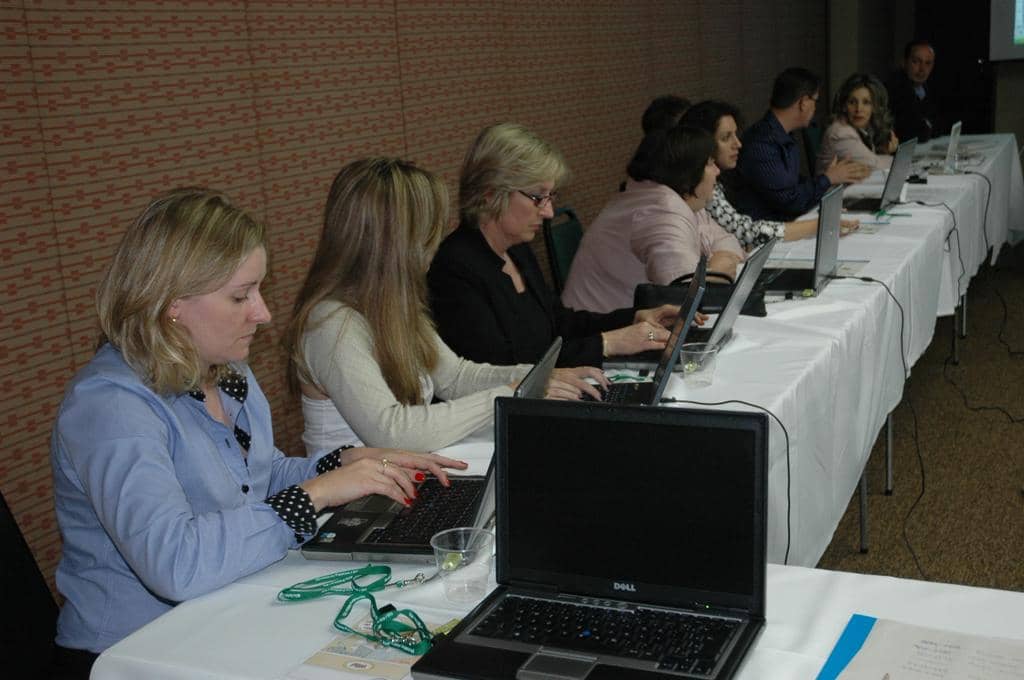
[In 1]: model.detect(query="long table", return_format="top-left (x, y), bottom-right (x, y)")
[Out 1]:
top-left (91, 551), bottom-right (1024, 680)
top-left (90, 134), bottom-right (1024, 678)
top-left (670, 133), bottom-right (1024, 565)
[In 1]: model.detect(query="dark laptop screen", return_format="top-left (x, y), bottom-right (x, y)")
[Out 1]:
top-left (495, 399), bottom-right (767, 613)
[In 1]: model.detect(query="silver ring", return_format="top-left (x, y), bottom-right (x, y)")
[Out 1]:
top-left (647, 330), bottom-right (655, 342)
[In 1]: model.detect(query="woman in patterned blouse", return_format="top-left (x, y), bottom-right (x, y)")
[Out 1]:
top-left (681, 100), bottom-right (853, 247)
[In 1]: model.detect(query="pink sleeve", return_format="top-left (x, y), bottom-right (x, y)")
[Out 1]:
top-left (630, 206), bottom-right (702, 284)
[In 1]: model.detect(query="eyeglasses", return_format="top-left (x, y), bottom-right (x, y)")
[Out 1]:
top-left (517, 189), bottom-right (558, 208)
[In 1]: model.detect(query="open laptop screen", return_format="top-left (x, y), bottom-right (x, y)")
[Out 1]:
top-left (494, 399), bottom-right (767, 613)
top-left (813, 185), bottom-right (843, 291)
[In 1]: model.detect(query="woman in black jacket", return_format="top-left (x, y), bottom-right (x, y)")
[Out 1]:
top-left (428, 123), bottom-right (678, 368)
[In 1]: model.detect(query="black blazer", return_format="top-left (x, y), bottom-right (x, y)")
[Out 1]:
top-left (886, 72), bottom-right (941, 143)
top-left (427, 225), bottom-right (634, 368)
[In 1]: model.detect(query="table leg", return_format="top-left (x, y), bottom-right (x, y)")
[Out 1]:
top-left (951, 307), bottom-right (960, 365)
top-left (885, 412), bottom-right (894, 496)
top-left (859, 472), bottom-right (869, 554)
top-left (959, 293), bottom-right (968, 338)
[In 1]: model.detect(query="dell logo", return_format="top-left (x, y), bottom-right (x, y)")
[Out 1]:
top-left (613, 582), bottom-right (636, 592)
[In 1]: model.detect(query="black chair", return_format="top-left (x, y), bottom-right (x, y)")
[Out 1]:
top-left (801, 121), bottom-right (823, 172)
top-left (542, 207), bottom-right (583, 295)
top-left (1, 489), bottom-right (59, 666)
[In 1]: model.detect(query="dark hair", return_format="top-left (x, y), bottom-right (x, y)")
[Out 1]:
top-left (903, 39), bottom-right (935, 60)
top-left (680, 100), bottom-right (744, 137)
top-left (641, 95), bottom-right (691, 134)
top-left (626, 125), bottom-right (715, 198)
top-left (831, 73), bottom-right (893, 150)
top-left (770, 67), bottom-right (820, 109)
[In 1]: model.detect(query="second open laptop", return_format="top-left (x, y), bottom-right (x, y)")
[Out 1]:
top-left (756, 185), bottom-right (842, 297)
top-left (603, 255), bottom-right (707, 372)
top-left (412, 398), bottom-right (768, 680)
top-left (686, 238), bottom-right (776, 350)
top-left (590, 259), bottom-right (705, 405)
top-left (843, 137), bottom-right (917, 213)
top-left (301, 337), bottom-right (562, 563)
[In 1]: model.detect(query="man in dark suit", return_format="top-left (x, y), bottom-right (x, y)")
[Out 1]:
top-left (887, 40), bottom-right (940, 142)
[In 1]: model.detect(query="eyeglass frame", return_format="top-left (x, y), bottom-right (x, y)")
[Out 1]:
top-left (516, 189), bottom-right (558, 208)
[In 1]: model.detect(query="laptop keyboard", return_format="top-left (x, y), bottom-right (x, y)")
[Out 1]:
top-left (364, 477), bottom-right (484, 545)
top-left (581, 383), bottom-right (641, 404)
top-left (468, 595), bottom-right (740, 677)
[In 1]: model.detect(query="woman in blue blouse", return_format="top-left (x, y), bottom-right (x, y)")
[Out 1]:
top-left (49, 188), bottom-right (464, 676)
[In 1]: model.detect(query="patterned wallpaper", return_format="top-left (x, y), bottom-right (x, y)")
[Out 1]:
top-left (0, 0), bottom-right (826, 594)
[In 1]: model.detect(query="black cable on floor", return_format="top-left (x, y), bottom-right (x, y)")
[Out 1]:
top-left (901, 397), bottom-right (929, 580)
top-left (942, 355), bottom-right (1024, 424)
top-left (992, 287), bottom-right (1024, 358)
top-left (659, 397), bottom-right (791, 566)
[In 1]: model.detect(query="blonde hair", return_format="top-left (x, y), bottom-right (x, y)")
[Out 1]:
top-left (459, 123), bottom-right (570, 226)
top-left (284, 158), bottom-right (449, 405)
top-left (96, 188), bottom-right (266, 393)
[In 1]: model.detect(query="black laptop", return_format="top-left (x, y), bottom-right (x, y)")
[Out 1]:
top-left (412, 398), bottom-right (768, 680)
top-left (687, 239), bottom-right (775, 350)
top-left (603, 255), bottom-right (707, 373)
top-left (301, 338), bottom-right (563, 563)
top-left (843, 138), bottom-right (917, 213)
top-left (590, 261), bottom-right (704, 404)
top-left (756, 185), bottom-right (842, 297)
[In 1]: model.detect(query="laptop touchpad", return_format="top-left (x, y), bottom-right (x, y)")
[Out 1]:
top-left (345, 494), bottom-right (396, 513)
top-left (517, 651), bottom-right (595, 679)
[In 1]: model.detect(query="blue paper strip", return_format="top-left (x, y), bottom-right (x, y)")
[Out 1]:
top-left (815, 614), bottom-right (878, 680)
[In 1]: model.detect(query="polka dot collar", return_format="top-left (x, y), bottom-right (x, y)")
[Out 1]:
top-left (187, 370), bottom-right (248, 405)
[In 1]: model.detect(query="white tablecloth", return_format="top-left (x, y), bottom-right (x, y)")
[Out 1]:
top-left (672, 200), bottom-right (946, 566)
top-left (912, 133), bottom-right (1024, 315)
top-left (91, 552), bottom-right (1024, 680)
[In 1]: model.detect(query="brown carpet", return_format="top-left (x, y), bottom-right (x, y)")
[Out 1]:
top-left (816, 240), bottom-right (1024, 590)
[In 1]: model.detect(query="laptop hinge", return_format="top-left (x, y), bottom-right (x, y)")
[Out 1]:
top-left (506, 580), bottom-right (559, 594)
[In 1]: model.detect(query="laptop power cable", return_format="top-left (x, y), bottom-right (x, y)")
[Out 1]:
top-left (827, 273), bottom-right (926, 578)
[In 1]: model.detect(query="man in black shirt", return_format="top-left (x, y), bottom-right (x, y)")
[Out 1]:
top-left (887, 40), bottom-right (940, 142)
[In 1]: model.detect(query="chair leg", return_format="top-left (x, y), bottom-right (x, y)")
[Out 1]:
top-left (885, 412), bottom-right (894, 496)
top-left (859, 472), bottom-right (869, 554)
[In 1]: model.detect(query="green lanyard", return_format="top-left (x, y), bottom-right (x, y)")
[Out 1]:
top-left (332, 591), bottom-right (433, 655)
top-left (277, 564), bottom-right (433, 655)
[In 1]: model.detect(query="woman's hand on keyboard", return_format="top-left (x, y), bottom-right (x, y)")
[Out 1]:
top-left (302, 450), bottom-right (470, 510)
top-left (349, 449), bottom-right (469, 487)
top-left (547, 366), bottom-right (608, 401)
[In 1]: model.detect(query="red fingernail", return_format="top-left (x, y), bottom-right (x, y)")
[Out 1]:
top-left (414, 472), bottom-right (426, 482)
top-left (404, 497), bottom-right (413, 506)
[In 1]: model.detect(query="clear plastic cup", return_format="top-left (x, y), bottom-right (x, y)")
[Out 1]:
top-left (680, 342), bottom-right (719, 388)
top-left (430, 527), bottom-right (494, 604)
